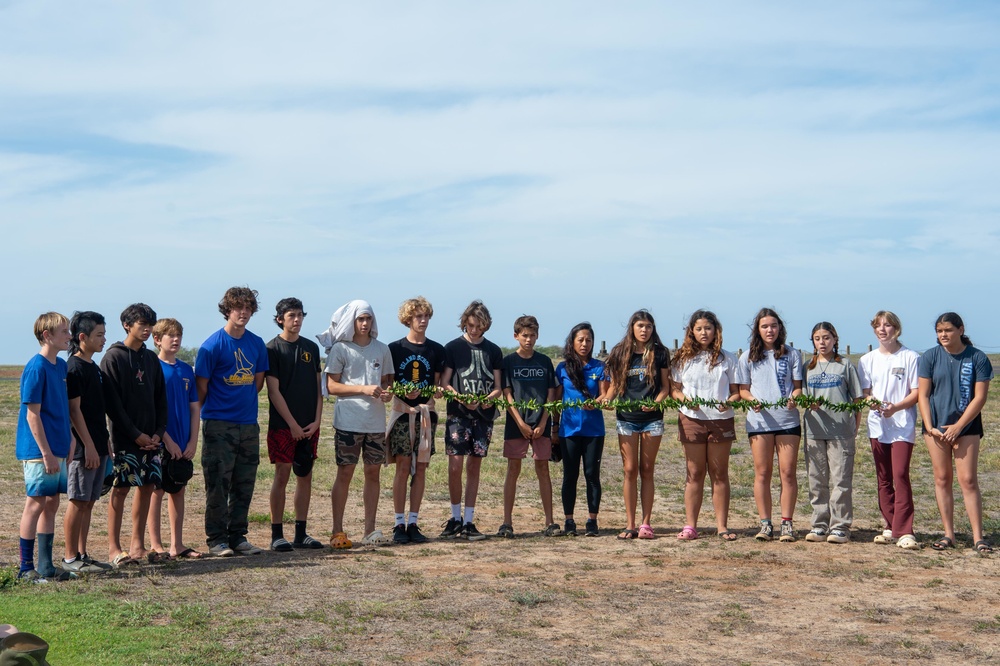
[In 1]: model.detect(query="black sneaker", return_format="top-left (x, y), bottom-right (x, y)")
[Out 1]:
top-left (393, 524), bottom-right (410, 545)
top-left (497, 523), bottom-right (514, 539)
top-left (585, 519), bottom-right (599, 537)
top-left (755, 521), bottom-right (774, 542)
top-left (406, 523), bottom-right (428, 544)
top-left (462, 522), bottom-right (487, 541)
top-left (439, 518), bottom-right (464, 539)
top-left (564, 519), bottom-right (578, 536)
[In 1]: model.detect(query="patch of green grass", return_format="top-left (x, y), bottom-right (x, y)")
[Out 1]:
top-left (509, 590), bottom-right (549, 607)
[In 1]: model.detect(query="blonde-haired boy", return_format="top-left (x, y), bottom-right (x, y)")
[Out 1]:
top-left (17, 312), bottom-right (74, 581)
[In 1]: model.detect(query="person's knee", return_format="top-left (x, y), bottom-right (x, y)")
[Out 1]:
top-left (363, 464), bottom-right (381, 483)
top-left (273, 464), bottom-right (292, 484)
top-left (534, 460), bottom-right (550, 478)
top-left (957, 470), bottom-right (979, 492)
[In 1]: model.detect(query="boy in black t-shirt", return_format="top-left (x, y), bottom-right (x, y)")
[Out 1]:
top-left (387, 297), bottom-right (445, 544)
top-left (497, 316), bottom-right (558, 539)
top-left (440, 300), bottom-right (503, 541)
top-left (265, 298), bottom-right (324, 551)
top-left (62, 311), bottom-right (112, 573)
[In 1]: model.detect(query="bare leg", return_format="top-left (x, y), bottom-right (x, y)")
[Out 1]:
top-left (393, 455), bottom-right (410, 515)
top-left (362, 463), bottom-right (381, 536)
top-left (410, 462), bottom-right (429, 514)
top-left (638, 434), bottom-right (662, 526)
top-left (147, 488), bottom-right (165, 552)
top-left (331, 464), bottom-right (356, 534)
top-left (683, 442), bottom-right (708, 529)
top-left (64, 500), bottom-right (85, 560)
top-left (20, 496), bottom-right (46, 541)
top-left (707, 442), bottom-right (734, 533)
top-left (536, 459), bottom-right (554, 526)
top-left (925, 434), bottom-right (956, 541)
top-left (750, 434), bottom-right (776, 520)
top-left (503, 457), bottom-right (522, 525)
top-left (775, 434), bottom-right (801, 519)
top-left (447, 455), bottom-right (464, 506)
top-left (167, 487), bottom-right (187, 556)
top-left (78, 500), bottom-right (96, 556)
top-left (108, 486), bottom-right (130, 558)
top-left (464, 456), bottom-right (483, 509)
top-left (954, 435), bottom-right (984, 543)
top-left (129, 485), bottom-right (154, 560)
top-left (270, 463), bottom-right (291, 524)
top-left (293, 471), bottom-right (312, 522)
top-left (619, 434), bottom-right (640, 531)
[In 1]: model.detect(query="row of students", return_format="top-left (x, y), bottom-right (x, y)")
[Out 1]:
top-left (13, 299), bottom-right (994, 581)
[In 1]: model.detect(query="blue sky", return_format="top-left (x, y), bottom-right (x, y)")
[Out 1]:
top-left (2, 2), bottom-right (999, 363)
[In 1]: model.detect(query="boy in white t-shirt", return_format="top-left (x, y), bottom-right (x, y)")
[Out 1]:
top-left (320, 300), bottom-right (394, 548)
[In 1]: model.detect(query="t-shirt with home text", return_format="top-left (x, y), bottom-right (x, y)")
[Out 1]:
top-left (389, 338), bottom-right (446, 408)
top-left (802, 358), bottom-right (862, 440)
top-left (66, 355), bottom-right (110, 457)
top-left (324, 339), bottom-right (394, 433)
top-left (918, 345), bottom-right (994, 436)
top-left (266, 335), bottom-right (322, 431)
top-left (735, 347), bottom-right (803, 434)
top-left (16, 354), bottom-right (72, 460)
top-left (196, 327), bottom-right (269, 425)
top-left (160, 359), bottom-right (198, 452)
top-left (616, 348), bottom-right (670, 425)
top-left (443, 336), bottom-right (504, 422)
top-left (857, 346), bottom-right (920, 444)
top-left (501, 351), bottom-right (557, 439)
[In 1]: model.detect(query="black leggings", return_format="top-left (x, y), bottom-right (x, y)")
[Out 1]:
top-left (561, 435), bottom-right (605, 516)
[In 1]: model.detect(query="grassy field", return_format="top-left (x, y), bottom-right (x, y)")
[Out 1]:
top-left (1, 358), bottom-right (1000, 664)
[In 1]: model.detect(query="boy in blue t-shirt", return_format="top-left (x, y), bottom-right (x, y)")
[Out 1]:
top-left (147, 318), bottom-right (203, 559)
top-left (497, 316), bottom-right (558, 538)
top-left (16, 312), bottom-right (74, 582)
top-left (196, 286), bottom-right (269, 557)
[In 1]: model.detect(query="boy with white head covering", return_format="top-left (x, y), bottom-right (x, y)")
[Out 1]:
top-left (319, 300), bottom-right (394, 548)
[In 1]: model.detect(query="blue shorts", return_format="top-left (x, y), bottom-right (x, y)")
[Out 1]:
top-left (616, 420), bottom-right (664, 437)
top-left (23, 458), bottom-right (68, 497)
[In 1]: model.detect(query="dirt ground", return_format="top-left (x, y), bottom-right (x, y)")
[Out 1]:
top-left (2, 385), bottom-right (1000, 664)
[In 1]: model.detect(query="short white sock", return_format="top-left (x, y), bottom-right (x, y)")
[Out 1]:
top-left (464, 506), bottom-right (475, 524)
top-left (395, 513), bottom-right (405, 526)
top-left (408, 512), bottom-right (419, 526)
top-left (451, 504), bottom-right (461, 521)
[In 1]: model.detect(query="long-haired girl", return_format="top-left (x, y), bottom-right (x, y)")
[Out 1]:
top-left (670, 310), bottom-right (740, 541)
top-left (918, 313), bottom-right (994, 554)
top-left (605, 310), bottom-right (671, 540)
top-left (801, 322), bottom-right (863, 544)
top-left (857, 311), bottom-right (921, 550)
top-left (552, 323), bottom-right (609, 537)
top-left (735, 308), bottom-right (803, 542)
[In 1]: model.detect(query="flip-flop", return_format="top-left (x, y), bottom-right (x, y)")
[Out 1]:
top-left (112, 552), bottom-right (137, 569)
top-left (147, 551), bottom-right (173, 563)
top-left (617, 528), bottom-right (638, 540)
top-left (718, 530), bottom-right (739, 541)
top-left (174, 548), bottom-right (204, 559)
top-left (931, 537), bottom-right (955, 551)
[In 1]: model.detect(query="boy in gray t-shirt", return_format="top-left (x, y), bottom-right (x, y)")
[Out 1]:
top-left (321, 300), bottom-right (394, 549)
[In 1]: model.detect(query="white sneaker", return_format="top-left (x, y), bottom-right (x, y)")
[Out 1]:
top-left (209, 543), bottom-right (235, 557)
top-left (896, 534), bottom-right (920, 550)
top-left (827, 529), bottom-right (850, 544)
top-left (233, 540), bottom-right (263, 555)
top-left (805, 528), bottom-right (828, 542)
top-left (873, 529), bottom-right (895, 544)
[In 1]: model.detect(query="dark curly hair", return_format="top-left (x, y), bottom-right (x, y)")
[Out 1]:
top-left (219, 286), bottom-right (259, 318)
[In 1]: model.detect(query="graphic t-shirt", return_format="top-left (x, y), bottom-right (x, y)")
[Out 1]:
top-left (556, 358), bottom-right (607, 438)
top-left (501, 352), bottom-right (557, 439)
top-left (266, 335), bottom-right (322, 431)
top-left (66, 355), bottom-right (110, 457)
top-left (735, 347), bottom-right (803, 434)
top-left (196, 328), bottom-right (269, 425)
top-left (802, 359), bottom-right (863, 440)
top-left (388, 338), bottom-right (446, 408)
top-left (443, 336), bottom-right (504, 421)
top-left (857, 346), bottom-right (920, 444)
top-left (671, 350), bottom-right (738, 421)
top-left (16, 354), bottom-right (73, 460)
top-left (616, 348), bottom-right (670, 424)
top-left (918, 345), bottom-right (994, 435)
top-left (160, 359), bottom-right (199, 451)
top-left (324, 339), bottom-right (394, 433)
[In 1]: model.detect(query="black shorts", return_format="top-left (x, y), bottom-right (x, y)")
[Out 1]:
top-left (749, 425), bottom-right (802, 438)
